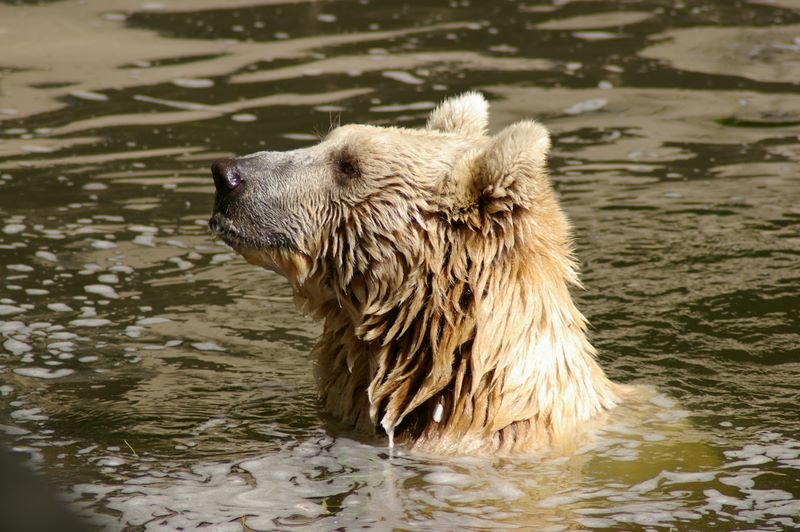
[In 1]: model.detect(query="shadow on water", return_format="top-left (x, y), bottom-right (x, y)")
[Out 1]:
top-left (0, 0), bottom-right (799, 530)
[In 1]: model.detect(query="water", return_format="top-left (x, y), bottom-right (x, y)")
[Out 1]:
top-left (1, 0), bottom-right (798, 530)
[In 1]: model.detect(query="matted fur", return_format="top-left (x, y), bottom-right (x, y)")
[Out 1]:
top-left (214, 92), bottom-right (622, 454)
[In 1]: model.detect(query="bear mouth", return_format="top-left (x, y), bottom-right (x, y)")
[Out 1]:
top-left (209, 213), bottom-right (245, 247)
top-left (208, 213), bottom-right (295, 251)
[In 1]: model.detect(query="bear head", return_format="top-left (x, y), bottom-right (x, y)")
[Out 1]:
top-left (209, 92), bottom-right (560, 306)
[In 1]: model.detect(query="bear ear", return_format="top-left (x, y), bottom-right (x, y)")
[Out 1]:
top-left (426, 92), bottom-right (489, 137)
top-left (444, 120), bottom-right (551, 215)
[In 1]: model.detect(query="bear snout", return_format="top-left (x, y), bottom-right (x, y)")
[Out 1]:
top-left (211, 158), bottom-right (243, 194)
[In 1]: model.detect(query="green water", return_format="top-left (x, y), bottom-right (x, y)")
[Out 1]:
top-left (1, 0), bottom-right (798, 530)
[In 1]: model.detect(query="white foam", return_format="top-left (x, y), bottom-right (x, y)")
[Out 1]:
top-left (192, 418), bottom-right (227, 434)
top-left (93, 215), bottom-right (124, 223)
top-left (576, 517), bottom-right (616, 528)
top-left (97, 457), bottom-right (126, 467)
top-left (132, 235), bottom-right (155, 247)
top-left (47, 303), bottom-right (74, 312)
top-left (91, 240), bottom-right (117, 249)
top-left (168, 257), bottom-right (193, 270)
top-left (3, 337), bottom-right (31, 355)
top-left (424, 472), bottom-right (476, 488)
top-left (564, 98), bottom-right (607, 115)
top-left (210, 254), bottom-right (233, 264)
top-left (649, 394), bottom-right (677, 408)
top-left (129, 225), bottom-right (158, 233)
top-left (0, 304), bottom-right (25, 316)
top-left (69, 318), bottom-right (111, 327)
top-left (663, 471), bottom-right (717, 484)
top-left (10, 407), bottom-right (48, 421)
top-left (191, 342), bottom-right (225, 352)
top-left (370, 101), bottom-right (436, 113)
top-left (231, 113), bottom-right (257, 122)
top-left (48, 332), bottom-right (75, 342)
top-left (25, 288), bottom-right (49, 296)
top-left (572, 31), bottom-right (620, 40)
top-left (109, 265), bottom-right (134, 274)
top-left (70, 90), bottom-right (109, 102)
top-left (3, 224), bottom-right (25, 234)
top-left (77, 445), bottom-right (98, 455)
top-left (80, 263), bottom-right (103, 274)
top-left (47, 341), bottom-right (75, 351)
top-left (136, 317), bottom-right (171, 326)
top-left (173, 78), bottom-right (214, 89)
top-left (14, 367), bottom-right (75, 379)
top-left (84, 284), bottom-right (120, 299)
top-left (726, 454), bottom-right (772, 467)
top-left (382, 70), bottom-right (425, 85)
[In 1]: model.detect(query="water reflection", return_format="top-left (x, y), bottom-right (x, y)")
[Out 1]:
top-left (66, 404), bottom-right (800, 531)
top-left (1, 0), bottom-right (799, 530)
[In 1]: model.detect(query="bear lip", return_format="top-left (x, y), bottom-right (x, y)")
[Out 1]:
top-left (208, 213), bottom-right (248, 248)
top-left (208, 213), bottom-right (295, 251)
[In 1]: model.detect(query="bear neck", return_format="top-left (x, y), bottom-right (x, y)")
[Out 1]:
top-left (309, 210), bottom-right (620, 454)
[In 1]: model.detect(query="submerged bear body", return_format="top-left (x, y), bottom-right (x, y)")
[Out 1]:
top-left (210, 93), bottom-right (622, 454)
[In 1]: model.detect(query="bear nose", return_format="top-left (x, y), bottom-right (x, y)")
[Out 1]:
top-left (211, 158), bottom-right (243, 193)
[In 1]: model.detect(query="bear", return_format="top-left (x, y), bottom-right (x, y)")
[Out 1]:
top-left (209, 92), bottom-right (623, 454)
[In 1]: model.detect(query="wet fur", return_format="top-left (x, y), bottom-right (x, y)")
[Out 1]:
top-left (227, 93), bottom-right (622, 454)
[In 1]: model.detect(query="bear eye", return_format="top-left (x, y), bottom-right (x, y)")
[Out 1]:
top-left (336, 155), bottom-right (360, 179)
top-left (338, 160), bottom-right (356, 175)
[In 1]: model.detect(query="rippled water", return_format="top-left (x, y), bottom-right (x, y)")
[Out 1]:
top-left (1, 0), bottom-right (799, 530)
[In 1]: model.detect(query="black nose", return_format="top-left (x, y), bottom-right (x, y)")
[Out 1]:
top-left (211, 158), bottom-right (242, 193)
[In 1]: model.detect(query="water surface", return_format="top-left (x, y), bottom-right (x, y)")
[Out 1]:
top-left (1, 0), bottom-right (799, 530)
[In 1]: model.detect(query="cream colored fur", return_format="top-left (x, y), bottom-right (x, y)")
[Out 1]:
top-left (238, 92), bottom-right (622, 454)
